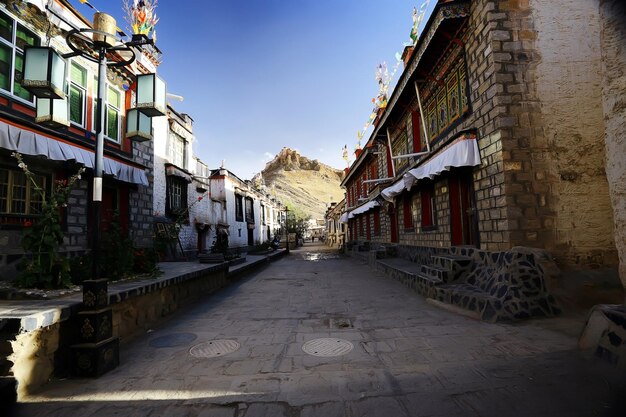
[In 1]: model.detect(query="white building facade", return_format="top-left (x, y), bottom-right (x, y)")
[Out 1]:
top-left (152, 106), bottom-right (212, 257)
top-left (208, 168), bottom-right (283, 250)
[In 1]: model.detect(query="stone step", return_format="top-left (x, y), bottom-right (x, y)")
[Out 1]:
top-left (430, 254), bottom-right (474, 282)
top-left (420, 264), bottom-right (450, 282)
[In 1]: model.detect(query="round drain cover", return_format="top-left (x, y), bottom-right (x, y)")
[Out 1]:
top-left (149, 333), bottom-right (197, 348)
top-left (189, 339), bottom-right (240, 358)
top-left (302, 338), bottom-right (354, 357)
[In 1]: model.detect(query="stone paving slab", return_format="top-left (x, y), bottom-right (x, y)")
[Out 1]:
top-left (9, 244), bottom-right (626, 417)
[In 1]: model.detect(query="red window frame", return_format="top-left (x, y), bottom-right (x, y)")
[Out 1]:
top-left (412, 110), bottom-right (421, 152)
top-left (421, 182), bottom-right (437, 229)
top-left (373, 209), bottom-right (381, 236)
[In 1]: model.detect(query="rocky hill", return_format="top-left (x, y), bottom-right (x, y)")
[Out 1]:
top-left (252, 148), bottom-right (344, 220)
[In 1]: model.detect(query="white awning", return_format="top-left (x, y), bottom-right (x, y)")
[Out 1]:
top-left (339, 212), bottom-right (348, 223)
top-left (0, 122), bottom-right (149, 186)
top-left (381, 178), bottom-right (408, 202)
top-left (347, 200), bottom-right (380, 219)
top-left (381, 138), bottom-right (481, 200)
top-left (405, 138), bottom-right (481, 185)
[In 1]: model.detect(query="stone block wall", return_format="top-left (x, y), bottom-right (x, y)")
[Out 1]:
top-left (130, 136), bottom-right (155, 249)
top-left (493, 0), bottom-right (617, 269)
top-left (64, 182), bottom-right (89, 252)
top-left (7, 265), bottom-right (228, 398)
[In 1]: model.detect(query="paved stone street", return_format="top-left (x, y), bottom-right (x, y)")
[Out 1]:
top-left (10, 244), bottom-right (626, 417)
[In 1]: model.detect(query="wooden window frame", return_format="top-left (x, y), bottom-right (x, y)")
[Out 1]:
top-left (0, 9), bottom-right (40, 104)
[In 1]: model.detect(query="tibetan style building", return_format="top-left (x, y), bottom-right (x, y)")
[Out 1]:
top-left (0, 0), bottom-right (157, 279)
top-left (341, 0), bottom-right (620, 322)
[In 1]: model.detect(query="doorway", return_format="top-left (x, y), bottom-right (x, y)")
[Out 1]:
top-left (388, 205), bottom-right (399, 243)
top-left (247, 224), bottom-right (254, 246)
top-left (449, 168), bottom-right (479, 247)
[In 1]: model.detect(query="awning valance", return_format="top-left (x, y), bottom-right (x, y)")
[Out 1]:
top-left (381, 137), bottom-right (481, 201)
top-left (0, 121), bottom-right (149, 186)
top-left (347, 200), bottom-right (380, 219)
top-left (339, 212), bottom-right (348, 223)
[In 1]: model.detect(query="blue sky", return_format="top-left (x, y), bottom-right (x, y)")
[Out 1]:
top-left (70, 1), bottom-right (435, 179)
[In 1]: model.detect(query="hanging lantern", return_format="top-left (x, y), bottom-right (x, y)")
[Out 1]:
top-left (22, 47), bottom-right (66, 99)
top-left (136, 73), bottom-right (166, 117)
top-left (126, 108), bottom-right (152, 141)
top-left (36, 97), bottom-right (69, 128)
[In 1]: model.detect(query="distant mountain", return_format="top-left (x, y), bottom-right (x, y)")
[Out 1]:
top-left (252, 148), bottom-right (344, 220)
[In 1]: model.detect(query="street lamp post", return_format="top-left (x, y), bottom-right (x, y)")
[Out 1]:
top-left (23, 13), bottom-right (161, 280)
top-left (22, 11), bottom-right (163, 377)
top-left (284, 206), bottom-right (290, 254)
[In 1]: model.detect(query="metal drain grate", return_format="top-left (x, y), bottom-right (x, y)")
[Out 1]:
top-left (189, 339), bottom-right (240, 358)
top-left (302, 338), bottom-right (354, 357)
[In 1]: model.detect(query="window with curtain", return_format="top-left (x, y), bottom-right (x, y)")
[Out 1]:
top-left (106, 86), bottom-right (121, 142)
top-left (92, 77), bottom-right (123, 142)
top-left (167, 131), bottom-right (186, 169)
top-left (69, 62), bottom-right (87, 127)
top-left (0, 10), bottom-right (39, 102)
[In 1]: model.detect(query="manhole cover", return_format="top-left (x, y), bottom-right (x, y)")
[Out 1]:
top-left (189, 339), bottom-right (240, 358)
top-left (302, 338), bottom-right (354, 357)
top-left (149, 333), bottom-right (197, 348)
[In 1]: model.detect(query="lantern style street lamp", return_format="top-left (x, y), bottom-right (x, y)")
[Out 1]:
top-left (136, 73), bottom-right (167, 116)
top-left (35, 97), bottom-right (69, 127)
top-left (22, 12), bottom-right (161, 280)
top-left (22, 46), bottom-right (67, 99)
top-left (126, 108), bottom-right (153, 142)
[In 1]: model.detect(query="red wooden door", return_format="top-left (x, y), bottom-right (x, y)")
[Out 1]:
top-left (449, 170), bottom-right (478, 246)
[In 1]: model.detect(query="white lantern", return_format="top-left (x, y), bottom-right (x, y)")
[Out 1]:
top-left (136, 73), bottom-right (166, 117)
top-left (22, 47), bottom-right (66, 99)
top-left (126, 108), bottom-right (152, 141)
top-left (36, 97), bottom-right (69, 127)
